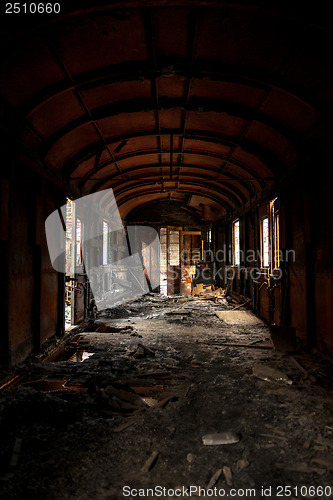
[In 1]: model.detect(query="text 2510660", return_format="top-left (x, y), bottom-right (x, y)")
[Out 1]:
top-left (5, 3), bottom-right (60, 14)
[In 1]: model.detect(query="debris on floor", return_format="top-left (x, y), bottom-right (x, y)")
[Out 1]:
top-left (206, 468), bottom-right (222, 488)
top-left (0, 293), bottom-right (333, 500)
top-left (215, 310), bottom-right (263, 326)
top-left (252, 363), bottom-right (293, 385)
top-left (141, 451), bottom-right (159, 473)
top-left (202, 432), bottom-right (241, 446)
top-left (222, 466), bottom-right (233, 486)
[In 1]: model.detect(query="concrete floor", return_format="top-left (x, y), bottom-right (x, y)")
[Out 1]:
top-left (1, 295), bottom-right (333, 500)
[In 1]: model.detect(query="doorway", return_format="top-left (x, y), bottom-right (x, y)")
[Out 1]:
top-left (159, 227), bottom-right (201, 296)
top-left (64, 199), bottom-right (87, 330)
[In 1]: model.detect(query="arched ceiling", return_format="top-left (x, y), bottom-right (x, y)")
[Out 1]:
top-left (1, 2), bottom-right (332, 221)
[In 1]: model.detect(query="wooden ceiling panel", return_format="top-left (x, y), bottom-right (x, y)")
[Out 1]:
top-left (45, 124), bottom-right (100, 170)
top-left (263, 91), bottom-right (320, 136)
top-left (111, 135), bottom-right (160, 156)
top-left (118, 153), bottom-right (159, 170)
top-left (246, 121), bottom-right (298, 167)
top-left (97, 111), bottom-right (156, 137)
top-left (187, 111), bottom-right (248, 137)
top-left (190, 79), bottom-right (266, 109)
top-left (153, 7), bottom-right (191, 59)
top-left (196, 9), bottom-right (291, 75)
top-left (28, 91), bottom-right (86, 139)
top-left (0, 37), bottom-right (64, 108)
top-left (51, 11), bottom-right (148, 75)
top-left (182, 153), bottom-right (222, 169)
top-left (183, 138), bottom-right (233, 157)
top-left (80, 80), bottom-right (152, 110)
top-left (156, 76), bottom-right (187, 99)
top-left (159, 109), bottom-right (184, 130)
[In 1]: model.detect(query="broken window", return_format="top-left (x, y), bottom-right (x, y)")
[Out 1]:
top-left (233, 220), bottom-right (240, 265)
top-left (103, 220), bottom-right (108, 265)
top-left (261, 217), bottom-right (269, 268)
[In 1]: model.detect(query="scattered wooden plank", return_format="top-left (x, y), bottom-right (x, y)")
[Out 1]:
top-left (156, 395), bottom-right (178, 408)
top-left (202, 432), bottom-right (240, 445)
top-left (223, 466), bottom-right (233, 486)
top-left (289, 356), bottom-right (317, 383)
top-left (207, 468), bottom-right (222, 489)
top-left (275, 462), bottom-right (326, 475)
top-left (112, 420), bottom-right (135, 433)
top-left (141, 451), bottom-right (159, 473)
top-left (137, 370), bottom-right (170, 378)
top-left (9, 438), bottom-right (22, 469)
top-left (231, 298), bottom-right (253, 311)
top-left (184, 384), bottom-right (193, 397)
top-left (208, 342), bottom-right (273, 350)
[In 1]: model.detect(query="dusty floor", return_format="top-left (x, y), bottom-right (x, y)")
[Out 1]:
top-left (1, 294), bottom-right (333, 500)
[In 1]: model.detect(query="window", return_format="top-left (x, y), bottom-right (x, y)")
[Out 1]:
top-left (233, 220), bottom-right (240, 265)
top-left (76, 218), bottom-right (83, 265)
top-left (271, 198), bottom-right (280, 268)
top-left (261, 217), bottom-right (270, 267)
top-left (103, 220), bottom-right (108, 265)
top-left (169, 230), bottom-right (180, 266)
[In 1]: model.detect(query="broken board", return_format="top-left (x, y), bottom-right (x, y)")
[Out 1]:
top-left (215, 310), bottom-right (263, 326)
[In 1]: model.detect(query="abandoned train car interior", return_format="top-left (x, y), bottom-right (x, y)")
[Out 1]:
top-left (0, 1), bottom-right (333, 499)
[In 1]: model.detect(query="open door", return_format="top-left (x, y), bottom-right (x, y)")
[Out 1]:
top-left (160, 226), bottom-right (182, 295)
top-left (180, 231), bottom-right (201, 295)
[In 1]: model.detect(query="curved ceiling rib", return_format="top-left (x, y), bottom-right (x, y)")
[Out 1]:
top-left (62, 133), bottom-right (246, 176)
top-left (75, 158), bottom-right (268, 199)
top-left (69, 146), bottom-right (273, 181)
top-left (22, 64), bottom-right (321, 119)
top-left (95, 178), bottom-right (247, 207)
top-left (113, 185), bottom-right (235, 213)
top-left (37, 99), bottom-right (300, 162)
top-left (75, 161), bottom-right (266, 197)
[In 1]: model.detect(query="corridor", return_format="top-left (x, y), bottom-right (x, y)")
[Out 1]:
top-left (0, 2), bottom-right (333, 498)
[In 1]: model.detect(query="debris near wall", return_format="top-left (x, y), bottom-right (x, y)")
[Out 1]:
top-left (191, 284), bottom-right (224, 300)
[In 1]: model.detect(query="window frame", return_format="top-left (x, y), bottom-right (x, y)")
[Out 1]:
top-left (102, 220), bottom-right (109, 266)
top-left (76, 218), bottom-right (83, 266)
top-left (232, 219), bottom-right (240, 266)
top-left (260, 216), bottom-right (270, 268)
